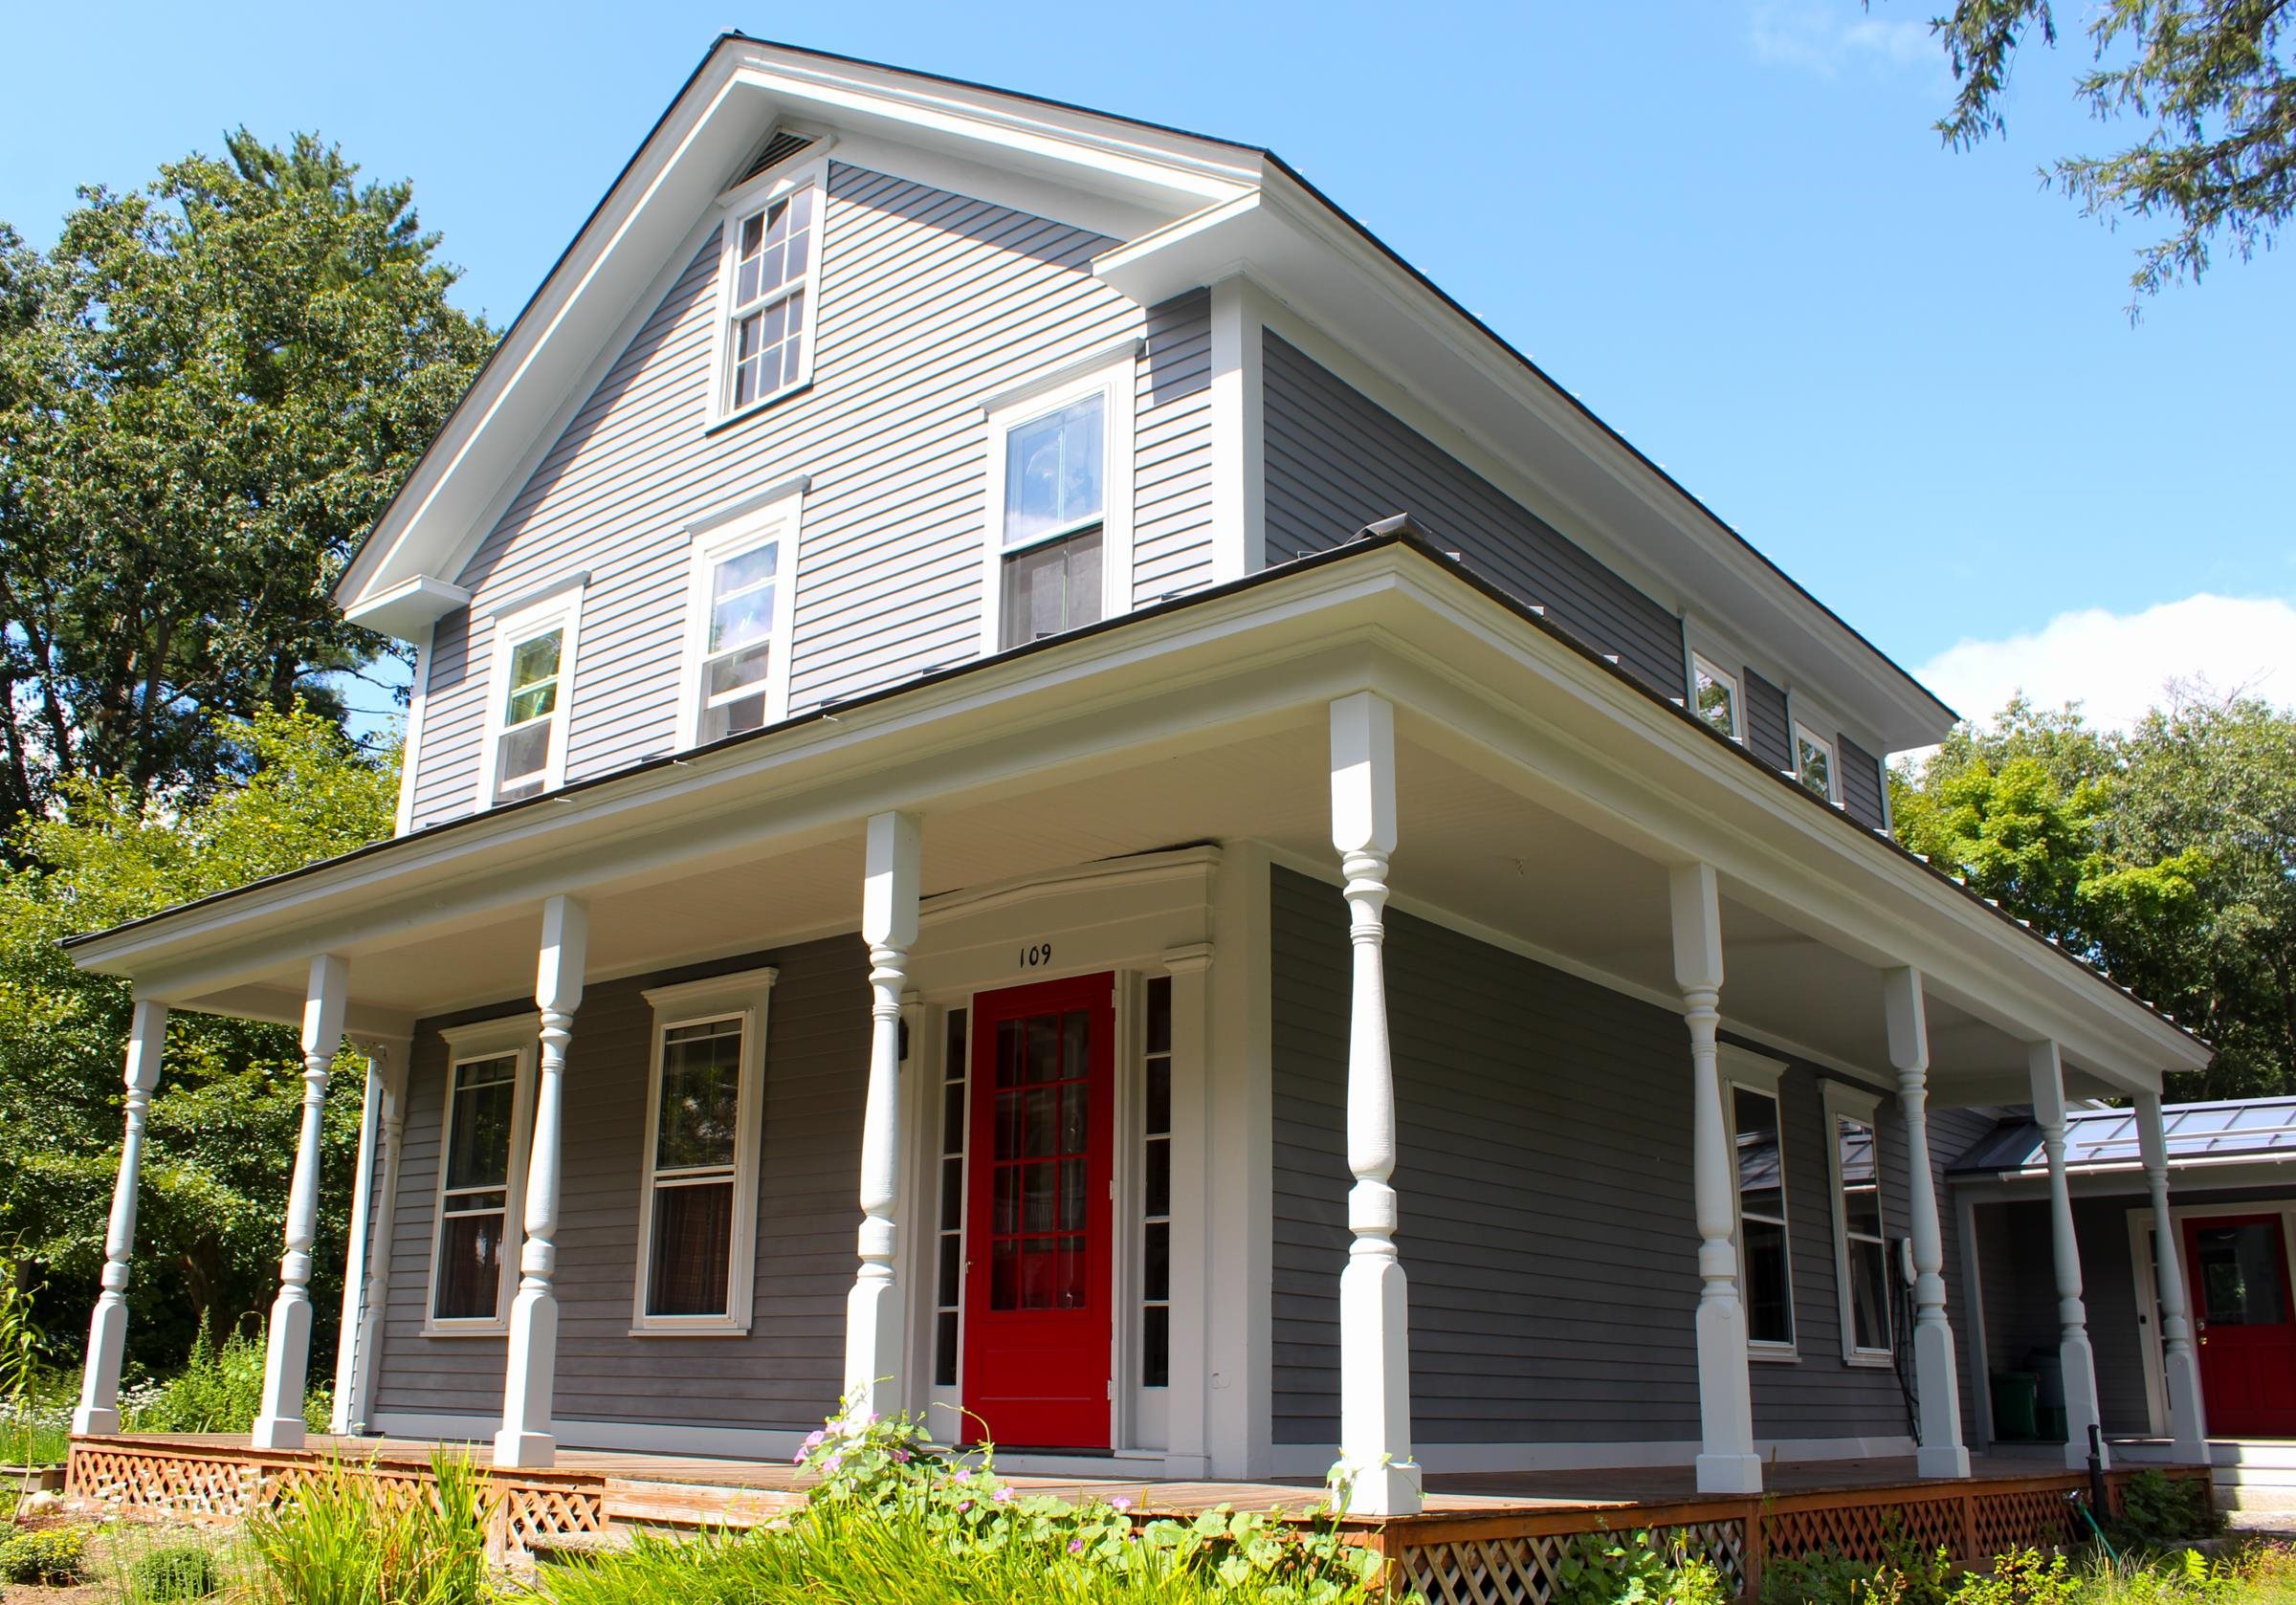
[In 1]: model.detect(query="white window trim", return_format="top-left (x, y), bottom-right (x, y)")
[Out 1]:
top-left (629, 967), bottom-right (778, 1335)
top-left (423, 1015), bottom-right (540, 1336)
top-left (1720, 1045), bottom-right (1797, 1360)
top-left (978, 350), bottom-right (1137, 656)
top-left (674, 481), bottom-right (807, 750)
top-left (474, 582), bottom-right (585, 813)
top-left (709, 150), bottom-right (832, 429)
top-left (1689, 651), bottom-right (1744, 744)
top-left (1822, 1081), bottom-right (1894, 1366)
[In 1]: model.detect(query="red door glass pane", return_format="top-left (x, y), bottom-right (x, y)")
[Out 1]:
top-left (987, 1006), bottom-right (1092, 1311)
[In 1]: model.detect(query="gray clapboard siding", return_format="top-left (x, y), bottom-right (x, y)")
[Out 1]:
top-left (1744, 669), bottom-right (1793, 775)
top-left (1260, 334), bottom-right (1685, 697)
top-left (1271, 865), bottom-right (1980, 1448)
top-left (406, 163), bottom-right (1208, 830)
top-left (1841, 734), bottom-right (1887, 833)
top-left (368, 934), bottom-right (867, 1432)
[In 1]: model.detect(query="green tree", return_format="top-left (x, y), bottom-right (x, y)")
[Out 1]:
top-left (0, 129), bottom-right (490, 840)
top-left (0, 706), bottom-right (396, 1370)
top-left (1916, 0), bottom-right (2295, 298)
top-left (1893, 692), bottom-right (2296, 1097)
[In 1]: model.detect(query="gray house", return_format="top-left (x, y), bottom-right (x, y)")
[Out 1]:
top-left (64, 36), bottom-right (2210, 1518)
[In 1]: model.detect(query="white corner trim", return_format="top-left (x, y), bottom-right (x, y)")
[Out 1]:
top-left (394, 626), bottom-right (434, 838)
top-left (1206, 275), bottom-right (1266, 585)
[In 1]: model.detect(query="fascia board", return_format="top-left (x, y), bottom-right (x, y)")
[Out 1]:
top-left (1098, 180), bottom-right (1954, 753)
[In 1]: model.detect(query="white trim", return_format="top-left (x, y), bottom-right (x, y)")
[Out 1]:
top-left (979, 350), bottom-right (1137, 654)
top-left (1822, 1080), bottom-right (1894, 1367)
top-left (674, 484), bottom-right (806, 750)
top-left (422, 1017), bottom-right (540, 1336)
top-left (1688, 650), bottom-right (1744, 745)
top-left (1270, 1433), bottom-right (1919, 1478)
top-left (342, 574), bottom-right (472, 641)
top-left (1206, 275), bottom-right (1266, 583)
top-left (715, 129), bottom-right (838, 214)
top-left (473, 585), bottom-right (585, 812)
top-left (1788, 696), bottom-right (1844, 808)
top-left (709, 154), bottom-right (830, 428)
top-left (975, 336), bottom-right (1146, 418)
top-left (1719, 1046), bottom-right (1796, 1358)
top-left (394, 627), bottom-right (433, 837)
top-left (629, 967), bottom-right (778, 1333)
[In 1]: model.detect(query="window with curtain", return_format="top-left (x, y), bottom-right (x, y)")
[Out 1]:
top-left (1733, 1083), bottom-right (1795, 1347)
top-left (433, 1053), bottom-right (519, 1322)
top-left (643, 1016), bottom-right (745, 1318)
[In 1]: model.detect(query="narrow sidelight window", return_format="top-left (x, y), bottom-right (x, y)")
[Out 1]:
top-left (433, 1052), bottom-right (520, 1324)
top-left (1795, 724), bottom-right (1837, 804)
top-left (1834, 1109), bottom-right (1892, 1356)
top-left (644, 1017), bottom-right (744, 1317)
top-left (494, 626), bottom-right (563, 804)
top-left (698, 537), bottom-right (779, 740)
top-left (998, 393), bottom-right (1106, 648)
top-left (934, 1008), bottom-right (969, 1388)
top-left (1141, 976), bottom-right (1173, 1389)
top-left (1691, 654), bottom-right (1741, 741)
top-left (1732, 1082), bottom-right (1795, 1348)
top-left (726, 187), bottom-right (815, 410)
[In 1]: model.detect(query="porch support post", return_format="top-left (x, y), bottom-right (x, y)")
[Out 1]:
top-left (1668, 862), bottom-right (1760, 1496)
top-left (2027, 1040), bottom-right (2106, 1469)
top-left (2137, 1092), bottom-right (2210, 1462)
top-left (333, 1037), bottom-right (409, 1435)
top-left (253, 955), bottom-right (349, 1450)
top-left (1328, 692), bottom-right (1421, 1517)
top-left (845, 810), bottom-right (919, 1427)
top-left (73, 999), bottom-right (168, 1436)
top-left (495, 895), bottom-right (587, 1469)
top-left (1883, 966), bottom-right (1971, 1478)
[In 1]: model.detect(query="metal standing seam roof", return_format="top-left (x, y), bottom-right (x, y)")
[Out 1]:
top-left (1950, 1097), bottom-right (2296, 1176)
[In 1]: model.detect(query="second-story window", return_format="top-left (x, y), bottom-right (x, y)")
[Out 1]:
top-left (725, 187), bottom-right (816, 412)
top-left (477, 585), bottom-right (584, 811)
top-left (1691, 654), bottom-right (1741, 741)
top-left (981, 355), bottom-right (1135, 655)
top-left (1795, 723), bottom-right (1838, 804)
top-left (679, 487), bottom-right (802, 749)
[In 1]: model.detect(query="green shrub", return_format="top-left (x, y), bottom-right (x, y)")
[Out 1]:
top-left (2110, 1472), bottom-right (2226, 1551)
top-left (128, 1321), bottom-right (268, 1435)
top-left (242, 1449), bottom-right (490, 1605)
top-left (1763, 1548), bottom-right (1877, 1605)
top-left (1553, 1528), bottom-right (1729, 1605)
top-left (0, 1524), bottom-right (91, 1585)
top-left (130, 1542), bottom-right (223, 1601)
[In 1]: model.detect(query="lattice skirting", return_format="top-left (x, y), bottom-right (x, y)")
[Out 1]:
top-left (1398, 1519), bottom-right (1749, 1605)
top-left (64, 1440), bottom-right (605, 1560)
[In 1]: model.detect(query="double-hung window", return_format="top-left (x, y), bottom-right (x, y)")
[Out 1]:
top-left (679, 488), bottom-right (801, 747)
top-left (633, 969), bottom-right (775, 1332)
top-left (1691, 654), bottom-right (1742, 741)
top-left (428, 1019), bottom-right (537, 1331)
top-left (722, 185), bottom-right (817, 414)
top-left (477, 586), bottom-right (584, 810)
top-left (1826, 1085), bottom-right (1893, 1361)
top-left (1794, 722), bottom-right (1839, 804)
top-left (1724, 1051), bottom-right (1796, 1353)
top-left (982, 356), bottom-right (1134, 653)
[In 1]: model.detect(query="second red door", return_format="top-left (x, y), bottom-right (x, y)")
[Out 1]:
top-left (960, 972), bottom-right (1115, 1450)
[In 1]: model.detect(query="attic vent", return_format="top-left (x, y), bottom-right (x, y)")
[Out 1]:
top-left (740, 128), bottom-right (815, 185)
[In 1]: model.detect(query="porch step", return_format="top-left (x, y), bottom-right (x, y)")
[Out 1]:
top-left (2111, 1440), bottom-right (2296, 1512)
top-left (600, 1477), bottom-right (805, 1532)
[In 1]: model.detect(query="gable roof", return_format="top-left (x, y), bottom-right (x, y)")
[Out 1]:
top-left (337, 33), bottom-right (1957, 749)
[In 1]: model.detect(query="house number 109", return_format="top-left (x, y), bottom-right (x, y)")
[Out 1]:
top-left (1019, 942), bottom-right (1054, 969)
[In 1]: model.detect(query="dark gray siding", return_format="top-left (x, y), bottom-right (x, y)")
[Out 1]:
top-left (1270, 866), bottom-right (1970, 1447)
top-left (1841, 735), bottom-right (1887, 833)
top-left (1261, 333), bottom-right (1685, 698)
top-left (369, 934), bottom-right (867, 1431)
top-left (1745, 670), bottom-right (1792, 774)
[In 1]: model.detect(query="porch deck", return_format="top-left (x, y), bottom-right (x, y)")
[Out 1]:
top-left (67, 1432), bottom-right (2208, 1601)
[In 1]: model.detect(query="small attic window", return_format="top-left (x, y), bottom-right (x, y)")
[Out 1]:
top-left (739, 128), bottom-right (815, 187)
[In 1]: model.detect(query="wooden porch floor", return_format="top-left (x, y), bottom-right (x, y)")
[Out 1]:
top-left (90, 1433), bottom-right (2100, 1517)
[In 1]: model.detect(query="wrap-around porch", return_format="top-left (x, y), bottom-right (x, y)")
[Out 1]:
top-left (59, 543), bottom-right (2212, 1523)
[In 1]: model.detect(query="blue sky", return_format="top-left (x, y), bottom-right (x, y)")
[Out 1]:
top-left (7, 0), bottom-right (2290, 729)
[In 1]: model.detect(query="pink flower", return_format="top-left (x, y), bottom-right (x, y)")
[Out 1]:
top-left (892, 1448), bottom-right (911, 1463)
top-left (821, 1454), bottom-right (843, 1475)
top-left (957, 1500), bottom-right (974, 1513)
top-left (801, 1429), bottom-right (828, 1451)
top-left (1111, 1496), bottom-right (1133, 1513)
top-left (993, 1486), bottom-right (1014, 1504)
top-left (1069, 1539), bottom-right (1084, 1554)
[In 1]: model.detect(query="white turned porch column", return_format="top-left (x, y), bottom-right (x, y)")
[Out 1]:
top-left (2027, 1041), bottom-right (2107, 1469)
top-left (1883, 967), bottom-right (1971, 1478)
top-left (73, 1000), bottom-right (168, 1436)
top-left (2137, 1092), bottom-right (2210, 1462)
top-left (332, 1038), bottom-right (409, 1435)
top-left (844, 810), bottom-right (919, 1427)
top-left (495, 895), bottom-right (588, 1469)
top-left (1328, 692), bottom-right (1421, 1517)
top-left (253, 955), bottom-right (351, 1449)
top-left (1668, 862), bottom-right (1760, 1496)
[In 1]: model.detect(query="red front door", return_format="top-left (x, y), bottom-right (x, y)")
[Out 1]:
top-left (2184, 1214), bottom-right (2296, 1436)
top-left (960, 973), bottom-right (1115, 1450)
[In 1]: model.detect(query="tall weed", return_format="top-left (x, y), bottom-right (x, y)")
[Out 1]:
top-left (242, 1449), bottom-right (490, 1605)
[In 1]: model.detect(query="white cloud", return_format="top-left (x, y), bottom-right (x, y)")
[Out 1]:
top-left (1913, 593), bottom-right (2296, 732)
top-left (1750, 0), bottom-right (1937, 76)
